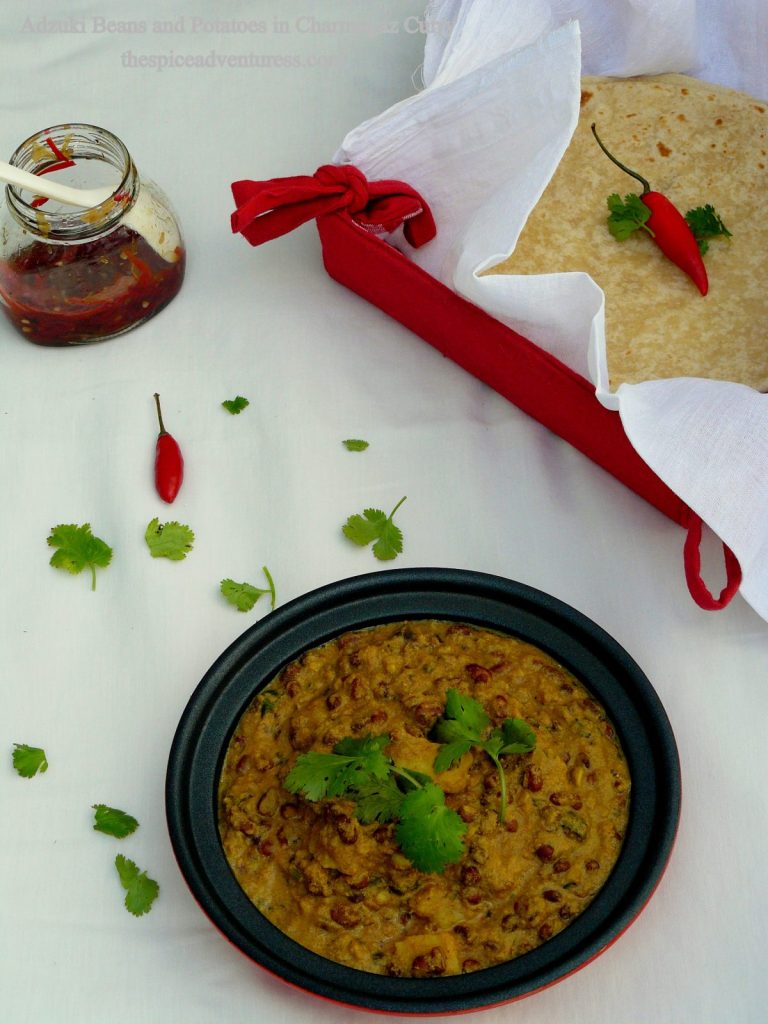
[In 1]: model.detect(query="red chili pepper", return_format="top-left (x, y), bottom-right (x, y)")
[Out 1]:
top-left (591, 124), bottom-right (708, 296)
top-left (153, 392), bottom-right (184, 503)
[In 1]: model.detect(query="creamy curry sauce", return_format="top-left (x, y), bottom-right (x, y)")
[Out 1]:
top-left (218, 620), bottom-right (630, 977)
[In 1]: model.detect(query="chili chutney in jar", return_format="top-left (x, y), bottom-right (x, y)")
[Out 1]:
top-left (0, 123), bottom-right (185, 345)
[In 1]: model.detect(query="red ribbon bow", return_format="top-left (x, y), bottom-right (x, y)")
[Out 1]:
top-left (230, 164), bottom-right (436, 249)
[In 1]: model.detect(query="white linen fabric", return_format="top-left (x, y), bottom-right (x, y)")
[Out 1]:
top-left (335, 0), bottom-right (768, 620)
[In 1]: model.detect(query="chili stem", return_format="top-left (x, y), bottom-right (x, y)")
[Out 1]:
top-left (590, 123), bottom-right (651, 194)
top-left (153, 392), bottom-right (167, 435)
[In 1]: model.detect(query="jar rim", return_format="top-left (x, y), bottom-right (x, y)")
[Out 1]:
top-left (6, 122), bottom-right (138, 241)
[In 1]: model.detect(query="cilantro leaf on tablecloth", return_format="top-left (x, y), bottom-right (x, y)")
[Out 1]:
top-left (222, 396), bottom-right (249, 414)
top-left (395, 784), bottom-right (467, 874)
top-left (342, 496), bottom-right (406, 561)
top-left (47, 523), bottom-right (113, 591)
top-left (114, 854), bottom-right (159, 916)
top-left (144, 518), bottom-right (194, 560)
top-left (12, 744), bottom-right (48, 778)
top-left (220, 566), bottom-right (276, 612)
top-left (342, 439), bottom-right (369, 452)
top-left (92, 804), bottom-right (139, 839)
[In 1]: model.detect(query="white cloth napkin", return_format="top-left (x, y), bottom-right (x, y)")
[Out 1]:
top-left (334, 0), bottom-right (768, 621)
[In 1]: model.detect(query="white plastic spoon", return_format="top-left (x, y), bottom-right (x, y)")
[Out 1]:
top-left (0, 158), bottom-right (113, 208)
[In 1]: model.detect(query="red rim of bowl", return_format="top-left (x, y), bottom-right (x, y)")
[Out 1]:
top-left (165, 567), bottom-right (681, 1014)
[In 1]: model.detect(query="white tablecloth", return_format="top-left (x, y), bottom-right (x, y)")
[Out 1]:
top-left (1, 3), bottom-right (766, 1023)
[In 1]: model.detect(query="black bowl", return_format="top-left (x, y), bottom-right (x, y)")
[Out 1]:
top-left (166, 568), bottom-right (680, 1014)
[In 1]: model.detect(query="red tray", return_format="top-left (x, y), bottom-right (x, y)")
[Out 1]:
top-left (231, 166), bottom-right (740, 609)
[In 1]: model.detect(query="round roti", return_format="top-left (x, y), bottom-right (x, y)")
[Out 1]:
top-left (490, 74), bottom-right (768, 389)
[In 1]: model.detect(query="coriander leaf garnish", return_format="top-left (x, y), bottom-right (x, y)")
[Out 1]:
top-left (285, 735), bottom-right (392, 802)
top-left (12, 744), bottom-right (48, 778)
top-left (92, 804), bottom-right (139, 839)
top-left (352, 775), bottom-right (406, 824)
top-left (285, 750), bottom-right (356, 802)
top-left (432, 736), bottom-right (474, 773)
top-left (685, 204), bottom-right (732, 255)
top-left (222, 396), bottom-right (249, 415)
top-left (433, 689), bottom-right (536, 823)
top-left (606, 192), bottom-right (655, 241)
top-left (441, 689), bottom-right (489, 739)
top-left (396, 783), bottom-right (467, 874)
top-left (342, 496), bottom-right (406, 561)
top-left (342, 439), bottom-right (369, 452)
top-left (144, 518), bottom-right (194, 560)
top-left (499, 717), bottom-right (537, 753)
top-left (333, 735), bottom-right (394, 775)
top-left (114, 854), bottom-right (159, 916)
top-left (220, 566), bottom-right (276, 612)
top-left (286, 733), bottom-right (465, 873)
top-left (47, 523), bottom-right (113, 591)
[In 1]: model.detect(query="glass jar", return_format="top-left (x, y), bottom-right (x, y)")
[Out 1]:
top-left (0, 123), bottom-right (185, 345)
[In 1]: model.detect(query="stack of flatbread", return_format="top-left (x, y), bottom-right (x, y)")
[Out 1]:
top-left (489, 74), bottom-right (768, 390)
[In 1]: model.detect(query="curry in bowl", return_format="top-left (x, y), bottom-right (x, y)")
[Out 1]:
top-left (218, 619), bottom-right (630, 977)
